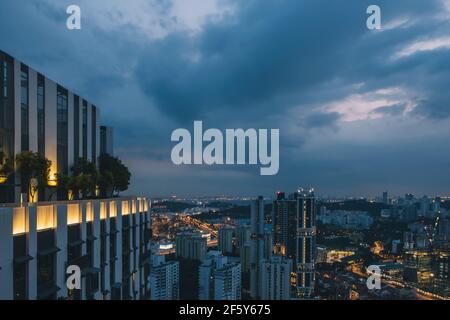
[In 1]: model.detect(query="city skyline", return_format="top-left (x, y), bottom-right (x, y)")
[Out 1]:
top-left (1, 0), bottom-right (450, 198)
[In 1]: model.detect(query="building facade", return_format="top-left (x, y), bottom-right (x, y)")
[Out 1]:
top-left (259, 255), bottom-right (292, 300)
top-left (0, 50), bottom-right (113, 203)
top-left (250, 196), bottom-right (270, 299)
top-left (218, 225), bottom-right (234, 255)
top-left (199, 251), bottom-right (241, 300)
top-left (0, 196), bottom-right (151, 300)
top-left (150, 254), bottom-right (179, 300)
top-left (272, 188), bottom-right (317, 298)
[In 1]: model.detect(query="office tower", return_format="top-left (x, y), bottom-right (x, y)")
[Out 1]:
top-left (0, 197), bottom-right (152, 300)
top-left (199, 251), bottom-right (241, 300)
top-left (175, 230), bottom-right (207, 262)
top-left (272, 188), bottom-right (317, 299)
top-left (150, 254), bottom-right (179, 300)
top-left (250, 196), bottom-right (265, 299)
top-left (259, 255), bottom-right (292, 300)
top-left (295, 188), bottom-right (317, 298)
top-left (264, 229), bottom-right (273, 259)
top-left (0, 50), bottom-right (113, 204)
top-left (236, 224), bottom-right (251, 247)
top-left (240, 243), bottom-right (251, 273)
top-left (175, 230), bottom-right (207, 299)
top-left (218, 225), bottom-right (234, 255)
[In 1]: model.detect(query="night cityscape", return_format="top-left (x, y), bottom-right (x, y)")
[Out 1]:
top-left (0, 1), bottom-right (450, 315)
top-left (150, 190), bottom-right (450, 300)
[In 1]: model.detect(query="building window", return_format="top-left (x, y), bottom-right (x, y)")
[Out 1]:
top-left (91, 106), bottom-right (96, 164)
top-left (74, 95), bottom-right (79, 160)
top-left (37, 74), bottom-right (45, 156)
top-left (82, 100), bottom-right (87, 160)
top-left (13, 234), bottom-right (28, 300)
top-left (20, 64), bottom-right (29, 151)
top-left (37, 229), bottom-right (57, 300)
top-left (57, 86), bottom-right (68, 176)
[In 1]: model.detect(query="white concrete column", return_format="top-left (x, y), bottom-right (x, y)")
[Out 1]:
top-left (134, 204), bottom-right (140, 299)
top-left (68, 92), bottom-right (74, 169)
top-left (104, 202), bottom-right (111, 296)
top-left (81, 202), bottom-right (87, 300)
top-left (92, 200), bottom-right (101, 300)
top-left (28, 69), bottom-right (38, 153)
top-left (115, 201), bottom-right (122, 287)
top-left (0, 208), bottom-right (14, 300)
top-left (56, 204), bottom-right (68, 298)
top-left (13, 60), bottom-right (21, 202)
top-left (28, 206), bottom-right (38, 300)
top-left (87, 103), bottom-right (92, 162)
top-left (13, 59), bottom-right (21, 155)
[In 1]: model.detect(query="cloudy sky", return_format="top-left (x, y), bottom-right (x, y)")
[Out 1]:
top-left (1, 0), bottom-right (450, 198)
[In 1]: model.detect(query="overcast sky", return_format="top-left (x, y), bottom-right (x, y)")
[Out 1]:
top-left (1, 0), bottom-right (450, 198)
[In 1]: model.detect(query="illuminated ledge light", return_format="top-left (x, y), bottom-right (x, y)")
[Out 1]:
top-left (13, 207), bottom-right (27, 235)
top-left (37, 205), bottom-right (56, 231)
top-left (100, 202), bottom-right (107, 220)
top-left (67, 203), bottom-right (81, 225)
top-left (109, 201), bottom-right (117, 218)
top-left (86, 202), bottom-right (94, 222)
top-left (122, 200), bottom-right (130, 216)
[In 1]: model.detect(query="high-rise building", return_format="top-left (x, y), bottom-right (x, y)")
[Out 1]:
top-left (236, 224), bottom-right (251, 248)
top-left (0, 197), bottom-right (152, 300)
top-left (272, 188), bottom-right (317, 298)
top-left (199, 251), bottom-right (241, 300)
top-left (175, 229), bottom-right (207, 299)
top-left (250, 196), bottom-right (265, 299)
top-left (218, 225), bottom-right (234, 255)
top-left (295, 188), bottom-right (316, 298)
top-left (150, 254), bottom-right (179, 300)
top-left (259, 255), bottom-right (292, 300)
top-left (0, 50), bottom-right (113, 204)
top-left (175, 230), bottom-right (207, 262)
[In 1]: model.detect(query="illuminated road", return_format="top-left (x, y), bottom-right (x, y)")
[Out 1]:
top-left (158, 216), bottom-right (219, 255)
top-left (350, 267), bottom-right (447, 300)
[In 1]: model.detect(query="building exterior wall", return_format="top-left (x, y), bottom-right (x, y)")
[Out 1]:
top-left (0, 50), bottom-right (112, 203)
top-left (0, 196), bottom-right (151, 300)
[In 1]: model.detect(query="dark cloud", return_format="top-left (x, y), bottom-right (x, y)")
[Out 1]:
top-left (301, 112), bottom-right (341, 129)
top-left (2, 0), bottom-right (450, 197)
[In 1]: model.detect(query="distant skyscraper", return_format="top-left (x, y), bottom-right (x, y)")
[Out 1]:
top-left (218, 225), bottom-right (234, 255)
top-left (198, 251), bottom-right (241, 300)
top-left (250, 196), bottom-right (265, 299)
top-left (175, 230), bottom-right (207, 261)
top-left (236, 224), bottom-right (251, 247)
top-left (272, 188), bottom-right (317, 298)
top-left (150, 255), bottom-right (180, 300)
top-left (259, 255), bottom-right (292, 300)
top-left (264, 229), bottom-right (273, 259)
top-left (382, 191), bottom-right (389, 205)
top-left (295, 188), bottom-right (317, 298)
